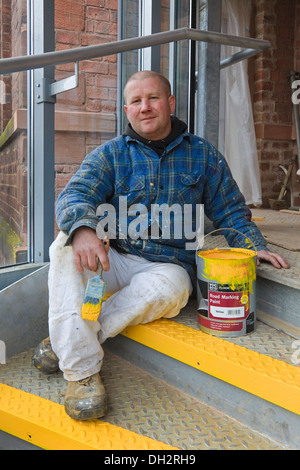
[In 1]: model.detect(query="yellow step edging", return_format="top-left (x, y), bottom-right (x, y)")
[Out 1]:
top-left (121, 319), bottom-right (300, 415)
top-left (0, 383), bottom-right (177, 450)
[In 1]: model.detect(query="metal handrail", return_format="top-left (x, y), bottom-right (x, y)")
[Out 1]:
top-left (0, 27), bottom-right (270, 75)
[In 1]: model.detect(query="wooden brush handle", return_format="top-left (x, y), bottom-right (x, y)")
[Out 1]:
top-left (103, 235), bottom-right (110, 254)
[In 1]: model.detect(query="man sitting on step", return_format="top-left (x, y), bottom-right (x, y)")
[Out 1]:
top-left (32, 70), bottom-right (289, 421)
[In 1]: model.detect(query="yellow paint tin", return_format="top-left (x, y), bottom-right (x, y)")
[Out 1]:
top-left (196, 248), bottom-right (257, 337)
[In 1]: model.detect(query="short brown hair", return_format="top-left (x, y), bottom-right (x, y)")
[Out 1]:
top-left (124, 71), bottom-right (172, 104)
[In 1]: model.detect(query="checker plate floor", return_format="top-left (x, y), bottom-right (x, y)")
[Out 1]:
top-left (174, 299), bottom-right (299, 365)
top-left (0, 348), bottom-right (287, 450)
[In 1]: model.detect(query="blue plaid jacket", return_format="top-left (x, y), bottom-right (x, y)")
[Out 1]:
top-left (56, 131), bottom-right (267, 283)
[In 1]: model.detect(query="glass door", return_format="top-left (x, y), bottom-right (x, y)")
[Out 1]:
top-left (118, 0), bottom-right (196, 133)
top-left (0, 1), bottom-right (28, 267)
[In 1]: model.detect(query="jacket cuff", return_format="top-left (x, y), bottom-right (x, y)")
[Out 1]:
top-left (63, 219), bottom-right (98, 246)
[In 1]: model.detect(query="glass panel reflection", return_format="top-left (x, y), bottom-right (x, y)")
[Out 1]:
top-left (54, 2), bottom-right (118, 239)
top-left (0, 72), bottom-right (28, 266)
top-left (0, 0), bottom-right (28, 267)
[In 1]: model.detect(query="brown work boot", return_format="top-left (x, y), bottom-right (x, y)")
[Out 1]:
top-left (64, 373), bottom-right (107, 421)
top-left (32, 337), bottom-right (59, 374)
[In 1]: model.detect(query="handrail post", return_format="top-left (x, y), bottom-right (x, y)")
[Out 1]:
top-left (31, 0), bottom-right (55, 262)
top-left (197, 0), bottom-right (222, 148)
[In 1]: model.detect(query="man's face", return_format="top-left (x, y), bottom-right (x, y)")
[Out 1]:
top-left (124, 76), bottom-right (176, 141)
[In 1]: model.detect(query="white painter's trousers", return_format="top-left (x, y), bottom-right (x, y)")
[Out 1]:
top-left (48, 232), bottom-right (192, 381)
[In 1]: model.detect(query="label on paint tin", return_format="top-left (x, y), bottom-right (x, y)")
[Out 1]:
top-left (197, 280), bottom-right (255, 336)
top-left (198, 311), bottom-right (255, 336)
top-left (209, 290), bottom-right (248, 319)
top-left (200, 317), bottom-right (244, 332)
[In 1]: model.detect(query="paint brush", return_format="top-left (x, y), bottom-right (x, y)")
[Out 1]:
top-left (81, 269), bottom-right (106, 321)
top-left (81, 237), bottom-right (109, 322)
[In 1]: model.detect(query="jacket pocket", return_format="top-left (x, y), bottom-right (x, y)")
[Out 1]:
top-left (115, 175), bottom-right (145, 193)
top-left (181, 172), bottom-right (202, 186)
top-left (176, 172), bottom-right (204, 205)
top-left (115, 175), bottom-right (146, 206)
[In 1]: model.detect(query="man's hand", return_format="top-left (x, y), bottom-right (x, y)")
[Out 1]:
top-left (72, 226), bottom-right (110, 273)
top-left (256, 250), bottom-right (290, 269)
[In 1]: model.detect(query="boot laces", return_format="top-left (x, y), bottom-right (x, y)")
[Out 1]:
top-left (78, 377), bottom-right (92, 386)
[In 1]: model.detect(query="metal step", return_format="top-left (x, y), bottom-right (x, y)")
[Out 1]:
top-left (0, 263), bottom-right (49, 358)
top-left (0, 346), bottom-right (289, 450)
top-left (106, 301), bottom-right (300, 449)
top-left (0, 296), bottom-right (299, 449)
top-left (253, 208), bottom-right (300, 337)
top-left (256, 244), bottom-right (300, 338)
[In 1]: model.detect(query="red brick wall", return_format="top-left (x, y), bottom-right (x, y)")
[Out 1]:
top-left (0, 1), bottom-right (119, 257)
top-left (0, 134), bottom-right (27, 238)
top-left (54, 0), bottom-right (118, 115)
top-left (253, 0), bottom-right (300, 207)
top-left (54, 0), bottom-right (118, 205)
top-left (0, 0), bottom-right (12, 134)
top-left (0, 0), bottom-right (27, 264)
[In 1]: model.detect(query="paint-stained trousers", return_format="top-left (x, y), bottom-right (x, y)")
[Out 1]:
top-left (48, 232), bottom-right (192, 381)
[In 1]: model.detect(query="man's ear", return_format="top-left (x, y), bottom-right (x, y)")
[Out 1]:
top-left (169, 94), bottom-right (176, 114)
